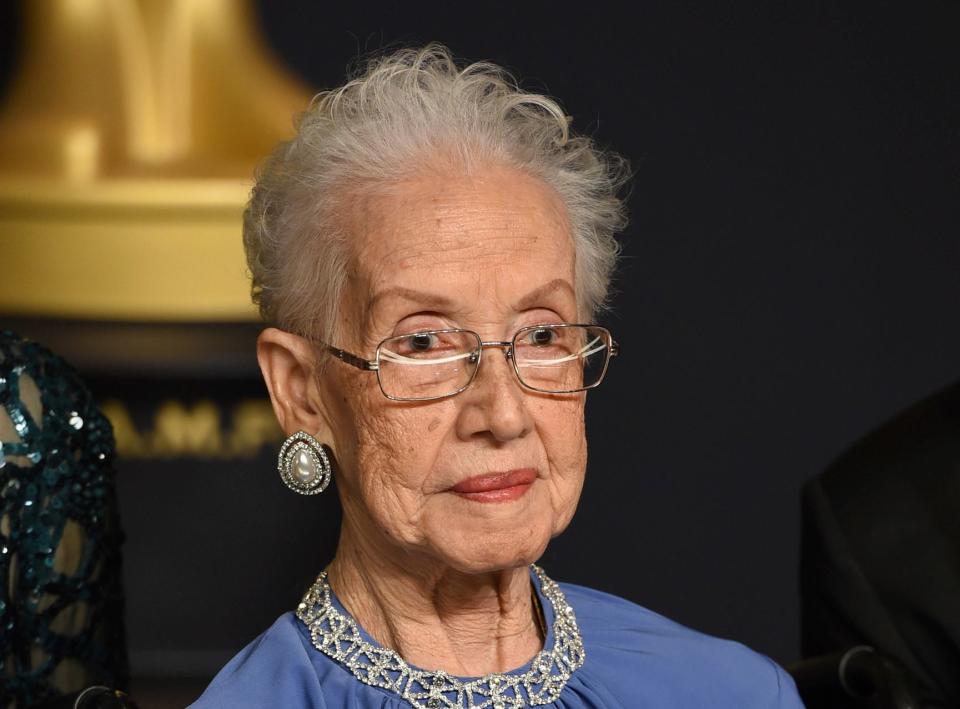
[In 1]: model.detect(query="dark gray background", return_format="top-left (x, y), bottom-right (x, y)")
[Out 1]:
top-left (2, 0), bottom-right (958, 681)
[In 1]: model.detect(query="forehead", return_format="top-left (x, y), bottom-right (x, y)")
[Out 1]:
top-left (344, 163), bottom-right (576, 323)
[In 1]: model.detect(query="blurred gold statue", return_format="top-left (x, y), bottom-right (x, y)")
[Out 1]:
top-left (0, 0), bottom-right (312, 321)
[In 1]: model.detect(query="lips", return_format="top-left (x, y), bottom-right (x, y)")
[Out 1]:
top-left (450, 468), bottom-right (537, 502)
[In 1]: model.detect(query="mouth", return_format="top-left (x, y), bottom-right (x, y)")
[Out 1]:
top-left (450, 468), bottom-right (537, 503)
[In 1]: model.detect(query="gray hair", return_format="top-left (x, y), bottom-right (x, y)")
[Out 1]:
top-left (243, 44), bottom-right (629, 344)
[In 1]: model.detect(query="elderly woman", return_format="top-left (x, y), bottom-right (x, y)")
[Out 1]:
top-left (192, 46), bottom-right (803, 708)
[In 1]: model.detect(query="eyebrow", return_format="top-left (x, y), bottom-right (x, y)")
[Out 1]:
top-left (366, 278), bottom-right (576, 316)
top-left (366, 286), bottom-right (458, 314)
top-left (512, 278), bottom-right (576, 311)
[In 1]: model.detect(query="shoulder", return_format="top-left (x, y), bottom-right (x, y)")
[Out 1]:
top-left (188, 613), bottom-right (329, 709)
top-left (819, 379), bottom-right (960, 509)
top-left (190, 613), bottom-right (403, 709)
top-left (805, 379), bottom-right (960, 602)
top-left (560, 582), bottom-right (803, 708)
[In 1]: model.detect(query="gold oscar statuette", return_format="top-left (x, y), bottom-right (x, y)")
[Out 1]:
top-left (0, 0), bottom-right (313, 322)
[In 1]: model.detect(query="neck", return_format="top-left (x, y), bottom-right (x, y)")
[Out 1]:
top-left (326, 522), bottom-right (544, 676)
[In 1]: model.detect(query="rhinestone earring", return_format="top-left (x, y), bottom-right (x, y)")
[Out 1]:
top-left (277, 431), bottom-right (332, 495)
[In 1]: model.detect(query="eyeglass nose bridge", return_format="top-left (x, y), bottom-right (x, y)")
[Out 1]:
top-left (463, 340), bottom-right (519, 388)
top-left (475, 339), bottom-right (515, 362)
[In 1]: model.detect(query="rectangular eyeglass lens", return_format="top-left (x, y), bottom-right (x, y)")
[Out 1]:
top-left (378, 330), bottom-right (479, 398)
top-left (514, 326), bottom-right (608, 391)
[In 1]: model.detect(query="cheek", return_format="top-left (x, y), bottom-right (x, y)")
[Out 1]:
top-left (340, 400), bottom-right (452, 541)
top-left (539, 397), bottom-right (587, 473)
top-left (536, 398), bottom-right (587, 525)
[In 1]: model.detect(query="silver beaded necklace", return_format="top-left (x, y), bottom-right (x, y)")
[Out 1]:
top-left (295, 565), bottom-right (585, 708)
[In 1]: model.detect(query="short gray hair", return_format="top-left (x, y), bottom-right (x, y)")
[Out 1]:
top-left (243, 44), bottom-right (629, 344)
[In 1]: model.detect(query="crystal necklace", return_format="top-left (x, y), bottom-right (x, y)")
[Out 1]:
top-left (295, 565), bottom-right (585, 708)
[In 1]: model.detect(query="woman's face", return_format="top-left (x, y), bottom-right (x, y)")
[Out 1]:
top-left (317, 163), bottom-right (587, 575)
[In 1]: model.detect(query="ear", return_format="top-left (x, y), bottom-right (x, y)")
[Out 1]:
top-left (256, 327), bottom-right (333, 442)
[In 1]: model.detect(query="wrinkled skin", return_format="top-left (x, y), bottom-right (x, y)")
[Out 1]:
top-left (258, 162), bottom-right (589, 675)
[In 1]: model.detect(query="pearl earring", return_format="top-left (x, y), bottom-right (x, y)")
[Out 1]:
top-left (277, 431), bottom-right (332, 495)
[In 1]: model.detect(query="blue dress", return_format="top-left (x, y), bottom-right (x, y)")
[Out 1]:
top-left (191, 567), bottom-right (804, 708)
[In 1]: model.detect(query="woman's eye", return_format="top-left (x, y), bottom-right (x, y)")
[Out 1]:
top-left (407, 333), bottom-right (438, 352)
top-left (528, 328), bottom-right (557, 346)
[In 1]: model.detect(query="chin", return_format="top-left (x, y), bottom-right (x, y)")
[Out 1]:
top-left (433, 524), bottom-right (552, 575)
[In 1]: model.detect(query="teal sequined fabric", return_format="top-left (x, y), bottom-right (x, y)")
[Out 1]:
top-left (0, 332), bottom-right (127, 707)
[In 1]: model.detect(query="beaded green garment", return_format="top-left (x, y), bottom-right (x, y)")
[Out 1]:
top-left (0, 332), bottom-right (127, 707)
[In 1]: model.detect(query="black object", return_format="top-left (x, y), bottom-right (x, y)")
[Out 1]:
top-left (29, 686), bottom-right (139, 709)
top-left (800, 380), bottom-right (960, 707)
top-left (788, 646), bottom-right (927, 709)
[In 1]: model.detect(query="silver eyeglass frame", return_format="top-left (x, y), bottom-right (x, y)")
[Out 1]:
top-left (317, 323), bottom-right (619, 402)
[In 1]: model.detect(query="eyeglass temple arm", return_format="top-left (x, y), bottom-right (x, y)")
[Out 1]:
top-left (610, 340), bottom-right (620, 357)
top-left (325, 345), bottom-right (379, 371)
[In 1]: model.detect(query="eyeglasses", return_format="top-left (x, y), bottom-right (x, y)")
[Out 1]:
top-left (318, 324), bottom-right (619, 402)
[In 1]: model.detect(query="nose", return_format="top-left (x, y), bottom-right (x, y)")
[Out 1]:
top-left (454, 346), bottom-right (533, 443)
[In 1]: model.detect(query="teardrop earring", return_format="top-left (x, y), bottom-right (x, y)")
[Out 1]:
top-left (277, 431), bottom-right (332, 495)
